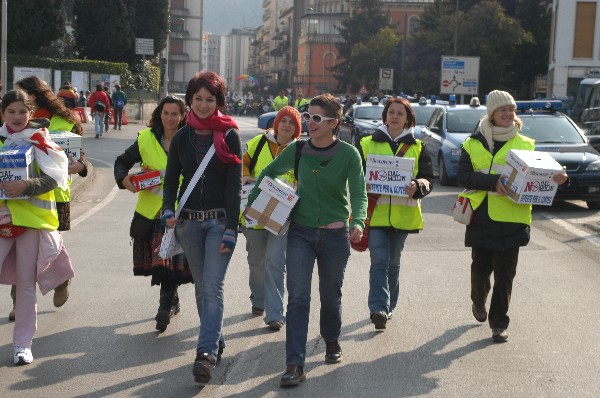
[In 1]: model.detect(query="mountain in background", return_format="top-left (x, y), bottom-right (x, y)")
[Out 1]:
top-left (204, 0), bottom-right (263, 34)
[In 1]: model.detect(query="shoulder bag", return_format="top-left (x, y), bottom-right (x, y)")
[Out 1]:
top-left (159, 142), bottom-right (216, 259)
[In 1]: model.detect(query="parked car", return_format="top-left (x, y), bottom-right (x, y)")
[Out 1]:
top-left (257, 102), bottom-right (309, 134)
top-left (420, 99), bottom-right (487, 185)
top-left (338, 99), bottom-right (385, 146)
top-left (413, 98), bottom-right (446, 139)
top-left (486, 100), bottom-right (600, 209)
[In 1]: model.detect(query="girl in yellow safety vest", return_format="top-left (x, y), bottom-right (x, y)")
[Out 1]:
top-left (0, 90), bottom-right (72, 366)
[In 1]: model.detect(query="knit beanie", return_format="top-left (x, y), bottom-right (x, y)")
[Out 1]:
top-left (486, 90), bottom-right (516, 118)
top-left (274, 106), bottom-right (302, 139)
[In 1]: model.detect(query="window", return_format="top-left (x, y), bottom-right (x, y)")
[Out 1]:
top-left (573, 2), bottom-right (596, 58)
top-left (408, 16), bottom-right (420, 35)
top-left (171, 40), bottom-right (183, 54)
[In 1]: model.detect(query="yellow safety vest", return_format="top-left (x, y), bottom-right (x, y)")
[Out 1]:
top-left (49, 115), bottom-right (77, 203)
top-left (273, 96), bottom-right (288, 111)
top-left (460, 134), bottom-right (535, 224)
top-left (135, 128), bottom-right (167, 220)
top-left (294, 98), bottom-right (308, 108)
top-left (360, 137), bottom-right (424, 230)
top-left (242, 134), bottom-right (296, 228)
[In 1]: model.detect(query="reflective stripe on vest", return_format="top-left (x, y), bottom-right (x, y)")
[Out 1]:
top-left (460, 134), bottom-right (535, 225)
top-left (136, 129), bottom-right (167, 219)
top-left (360, 137), bottom-right (423, 230)
top-left (4, 189), bottom-right (58, 230)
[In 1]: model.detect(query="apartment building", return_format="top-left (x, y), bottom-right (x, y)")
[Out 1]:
top-left (168, 0), bottom-right (203, 93)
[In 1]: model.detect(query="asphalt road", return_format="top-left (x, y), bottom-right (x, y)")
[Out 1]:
top-left (1, 117), bottom-right (599, 397)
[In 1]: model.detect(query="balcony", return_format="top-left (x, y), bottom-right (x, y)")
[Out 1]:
top-left (169, 53), bottom-right (190, 61)
top-left (170, 7), bottom-right (189, 17)
top-left (170, 30), bottom-right (190, 39)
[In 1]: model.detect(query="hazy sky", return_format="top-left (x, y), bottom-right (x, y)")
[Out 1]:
top-left (204, 0), bottom-right (263, 34)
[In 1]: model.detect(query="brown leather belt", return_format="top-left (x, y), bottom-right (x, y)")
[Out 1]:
top-left (181, 209), bottom-right (226, 221)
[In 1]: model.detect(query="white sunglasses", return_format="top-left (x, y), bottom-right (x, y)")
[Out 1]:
top-left (302, 112), bottom-right (335, 124)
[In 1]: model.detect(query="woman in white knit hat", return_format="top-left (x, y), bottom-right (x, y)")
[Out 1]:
top-left (455, 90), bottom-right (568, 343)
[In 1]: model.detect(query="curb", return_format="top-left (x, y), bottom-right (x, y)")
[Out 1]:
top-left (70, 161), bottom-right (95, 202)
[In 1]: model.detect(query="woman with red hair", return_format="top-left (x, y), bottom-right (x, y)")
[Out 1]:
top-left (161, 71), bottom-right (242, 385)
top-left (241, 106), bottom-right (301, 331)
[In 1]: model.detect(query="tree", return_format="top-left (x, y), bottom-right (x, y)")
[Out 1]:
top-left (135, 0), bottom-right (169, 57)
top-left (0, 0), bottom-right (65, 55)
top-left (351, 28), bottom-right (399, 91)
top-left (335, 0), bottom-right (395, 92)
top-left (73, 0), bottom-right (135, 63)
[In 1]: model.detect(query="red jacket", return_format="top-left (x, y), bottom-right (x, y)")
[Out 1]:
top-left (88, 90), bottom-right (111, 113)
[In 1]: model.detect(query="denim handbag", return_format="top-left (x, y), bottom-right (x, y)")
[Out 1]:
top-left (159, 143), bottom-right (216, 259)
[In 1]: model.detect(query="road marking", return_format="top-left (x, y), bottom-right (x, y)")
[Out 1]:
top-left (71, 157), bottom-right (120, 229)
top-left (539, 212), bottom-right (600, 247)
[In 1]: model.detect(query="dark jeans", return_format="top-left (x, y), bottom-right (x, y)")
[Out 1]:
top-left (471, 246), bottom-right (519, 330)
top-left (285, 223), bottom-right (350, 367)
top-left (113, 107), bottom-right (123, 128)
top-left (104, 112), bottom-right (110, 132)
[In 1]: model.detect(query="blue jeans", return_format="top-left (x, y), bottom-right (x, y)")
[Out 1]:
top-left (368, 228), bottom-right (408, 315)
top-left (285, 223), bottom-right (350, 367)
top-left (94, 113), bottom-right (104, 137)
top-left (243, 228), bottom-right (287, 323)
top-left (176, 218), bottom-right (232, 358)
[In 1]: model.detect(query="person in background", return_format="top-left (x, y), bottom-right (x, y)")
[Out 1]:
top-left (88, 84), bottom-right (110, 138)
top-left (294, 93), bottom-right (308, 109)
top-left (103, 86), bottom-right (112, 134)
top-left (358, 97), bottom-right (434, 331)
top-left (161, 71), bottom-right (242, 385)
top-left (242, 106), bottom-right (301, 330)
top-left (12, 75), bottom-right (89, 320)
top-left (57, 82), bottom-right (78, 109)
top-left (114, 96), bottom-right (191, 332)
top-left (0, 89), bottom-right (72, 365)
top-left (273, 90), bottom-right (288, 111)
top-left (247, 93), bottom-right (367, 387)
top-left (76, 90), bottom-right (87, 108)
top-left (111, 84), bottom-right (128, 130)
top-left (456, 90), bottom-right (569, 343)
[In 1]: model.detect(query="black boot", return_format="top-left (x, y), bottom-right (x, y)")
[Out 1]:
top-left (155, 282), bottom-right (177, 332)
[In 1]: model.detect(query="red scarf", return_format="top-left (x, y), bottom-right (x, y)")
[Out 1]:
top-left (32, 108), bottom-right (52, 119)
top-left (186, 109), bottom-right (241, 165)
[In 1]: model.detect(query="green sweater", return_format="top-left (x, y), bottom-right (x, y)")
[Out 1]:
top-left (248, 139), bottom-right (367, 230)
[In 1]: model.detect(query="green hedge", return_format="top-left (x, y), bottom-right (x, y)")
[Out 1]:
top-left (6, 54), bottom-right (160, 92)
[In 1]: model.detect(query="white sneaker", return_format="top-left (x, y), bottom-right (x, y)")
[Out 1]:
top-left (14, 346), bottom-right (33, 365)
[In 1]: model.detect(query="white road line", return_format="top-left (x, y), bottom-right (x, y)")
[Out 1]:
top-left (539, 212), bottom-right (600, 247)
top-left (71, 157), bottom-right (120, 229)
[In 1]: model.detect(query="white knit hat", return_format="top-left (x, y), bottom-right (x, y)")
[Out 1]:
top-left (486, 90), bottom-right (516, 118)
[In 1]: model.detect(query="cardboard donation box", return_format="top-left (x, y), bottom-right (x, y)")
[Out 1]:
top-left (241, 183), bottom-right (258, 228)
top-left (245, 177), bottom-right (299, 235)
top-left (503, 149), bottom-right (564, 206)
top-left (49, 131), bottom-right (82, 160)
top-left (130, 170), bottom-right (162, 191)
top-left (365, 154), bottom-right (415, 197)
top-left (0, 145), bottom-right (34, 199)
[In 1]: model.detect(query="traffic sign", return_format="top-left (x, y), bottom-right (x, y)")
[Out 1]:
top-left (359, 85), bottom-right (368, 95)
top-left (440, 56), bottom-right (480, 95)
top-left (135, 38), bottom-right (154, 56)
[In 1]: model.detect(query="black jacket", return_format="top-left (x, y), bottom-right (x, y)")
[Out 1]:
top-left (456, 131), bottom-right (530, 250)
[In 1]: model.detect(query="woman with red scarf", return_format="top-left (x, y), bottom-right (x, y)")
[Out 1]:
top-left (161, 71), bottom-right (242, 385)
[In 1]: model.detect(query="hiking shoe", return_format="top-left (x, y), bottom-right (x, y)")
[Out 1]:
top-left (268, 320), bottom-right (284, 331)
top-left (472, 304), bottom-right (487, 323)
top-left (193, 352), bottom-right (216, 384)
top-left (53, 279), bottom-right (71, 307)
top-left (492, 328), bottom-right (508, 343)
top-left (155, 309), bottom-right (171, 332)
top-left (370, 311), bottom-right (388, 330)
top-left (14, 346), bottom-right (33, 366)
top-left (251, 306), bottom-right (264, 316)
top-left (325, 341), bottom-right (343, 364)
top-left (280, 365), bottom-right (305, 387)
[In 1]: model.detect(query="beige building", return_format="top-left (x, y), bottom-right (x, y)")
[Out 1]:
top-left (168, 0), bottom-right (203, 93)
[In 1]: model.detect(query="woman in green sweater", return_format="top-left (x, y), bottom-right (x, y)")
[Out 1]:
top-left (247, 93), bottom-right (367, 387)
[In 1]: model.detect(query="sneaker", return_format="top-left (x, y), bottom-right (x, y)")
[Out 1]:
top-left (251, 306), bottom-right (264, 316)
top-left (14, 346), bottom-right (33, 365)
top-left (387, 311), bottom-right (393, 319)
top-left (472, 304), bottom-right (487, 323)
top-left (325, 341), bottom-right (343, 364)
top-left (268, 320), bottom-right (284, 331)
top-left (492, 328), bottom-right (508, 343)
top-left (280, 364), bottom-right (305, 387)
top-left (53, 279), bottom-right (71, 307)
top-left (193, 352), bottom-right (216, 384)
top-left (370, 311), bottom-right (388, 330)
